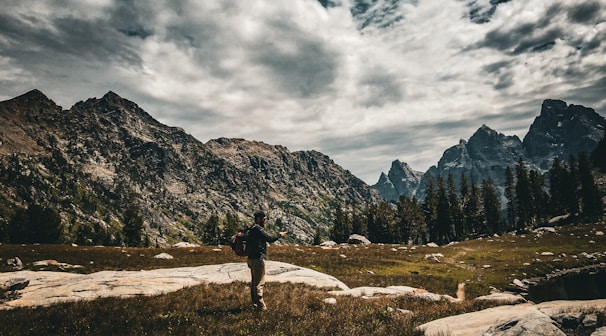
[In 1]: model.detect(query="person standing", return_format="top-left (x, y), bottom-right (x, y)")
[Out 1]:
top-left (246, 211), bottom-right (286, 311)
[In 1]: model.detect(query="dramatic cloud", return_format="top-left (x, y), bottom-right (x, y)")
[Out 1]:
top-left (0, 0), bottom-right (604, 184)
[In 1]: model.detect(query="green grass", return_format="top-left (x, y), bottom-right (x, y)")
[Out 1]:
top-left (1, 222), bottom-right (605, 335)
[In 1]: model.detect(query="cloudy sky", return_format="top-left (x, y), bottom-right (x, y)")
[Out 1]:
top-left (1, 0), bottom-right (605, 184)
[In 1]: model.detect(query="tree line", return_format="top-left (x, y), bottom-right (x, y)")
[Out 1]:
top-left (330, 153), bottom-right (604, 245)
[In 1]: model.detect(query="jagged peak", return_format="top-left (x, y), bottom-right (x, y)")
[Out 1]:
top-left (478, 124), bottom-right (495, 133)
top-left (3, 89), bottom-right (61, 110)
top-left (10, 89), bottom-right (53, 104)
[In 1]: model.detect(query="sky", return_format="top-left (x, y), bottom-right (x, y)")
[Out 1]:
top-left (1, 0), bottom-right (605, 184)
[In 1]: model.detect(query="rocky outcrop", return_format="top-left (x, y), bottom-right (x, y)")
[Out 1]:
top-left (0, 260), bottom-right (349, 310)
top-left (418, 299), bottom-right (606, 336)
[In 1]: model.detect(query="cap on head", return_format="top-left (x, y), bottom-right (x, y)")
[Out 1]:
top-left (254, 211), bottom-right (266, 219)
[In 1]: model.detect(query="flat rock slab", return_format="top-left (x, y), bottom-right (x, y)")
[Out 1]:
top-left (418, 299), bottom-right (606, 336)
top-left (0, 261), bottom-right (349, 309)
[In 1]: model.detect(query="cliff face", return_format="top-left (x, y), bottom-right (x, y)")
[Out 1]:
top-left (0, 90), bottom-right (381, 245)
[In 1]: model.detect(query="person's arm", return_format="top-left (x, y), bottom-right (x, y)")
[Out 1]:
top-left (259, 227), bottom-right (286, 243)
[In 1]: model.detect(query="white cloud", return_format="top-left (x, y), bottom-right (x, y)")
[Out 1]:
top-left (0, 0), bottom-right (604, 184)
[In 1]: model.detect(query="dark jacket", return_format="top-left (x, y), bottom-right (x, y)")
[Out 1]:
top-left (245, 224), bottom-right (281, 260)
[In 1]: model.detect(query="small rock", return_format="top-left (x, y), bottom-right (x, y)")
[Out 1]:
top-left (339, 254), bottom-right (347, 258)
top-left (397, 309), bottom-right (413, 315)
top-left (582, 313), bottom-right (598, 328)
top-left (426, 242), bottom-right (439, 247)
top-left (153, 253), bottom-right (174, 260)
top-left (172, 242), bottom-right (199, 248)
top-left (592, 326), bottom-right (606, 336)
top-left (320, 240), bottom-right (337, 247)
top-left (6, 257), bottom-right (23, 270)
top-left (512, 279), bottom-right (525, 288)
top-left (323, 297), bottom-right (337, 305)
top-left (474, 292), bottom-right (526, 305)
top-left (596, 231), bottom-right (604, 236)
top-left (541, 252), bottom-right (554, 256)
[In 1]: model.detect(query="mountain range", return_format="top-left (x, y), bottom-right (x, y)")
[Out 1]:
top-left (0, 90), bottom-right (381, 245)
top-left (374, 99), bottom-right (605, 201)
top-left (1, 90), bottom-right (604, 246)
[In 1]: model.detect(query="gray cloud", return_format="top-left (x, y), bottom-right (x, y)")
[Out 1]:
top-left (251, 19), bottom-right (339, 99)
top-left (110, 1), bottom-right (155, 39)
top-left (1, 0), bottom-right (604, 184)
top-left (0, 12), bottom-right (141, 70)
top-left (567, 1), bottom-right (603, 23)
top-left (358, 71), bottom-right (403, 107)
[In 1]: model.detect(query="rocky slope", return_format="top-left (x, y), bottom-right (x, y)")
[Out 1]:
top-left (0, 90), bottom-right (381, 245)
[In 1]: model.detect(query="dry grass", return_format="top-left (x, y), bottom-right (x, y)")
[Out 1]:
top-left (0, 222), bottom-right (605, 335)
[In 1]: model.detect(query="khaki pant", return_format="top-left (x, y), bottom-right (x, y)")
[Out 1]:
top-left (247, 258), bottom-right (266, 310)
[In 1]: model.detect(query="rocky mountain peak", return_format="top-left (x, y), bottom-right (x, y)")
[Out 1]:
top-left (372, 159), bottom-right (422, 201)
top-left (523, 99), bottom-right (605, 169)
top-left (6, 89), bottom-right (61, 112)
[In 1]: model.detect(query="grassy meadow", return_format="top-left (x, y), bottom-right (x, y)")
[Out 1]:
top-left (1, 222), bottom-right (605, 335)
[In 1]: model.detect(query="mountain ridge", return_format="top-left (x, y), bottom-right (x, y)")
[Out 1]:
top-left (0, 89), bottom-right (381, 246)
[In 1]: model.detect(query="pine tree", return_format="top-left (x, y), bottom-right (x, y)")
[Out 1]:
top-left (313, 226), bottom-right (323, 245)
top-left (436, 176), bottom-right (452, 244)
top-left (564, 156), bottom-right (580, 216)
top-left (549, 158), bottom-right (567, 216)
top-left (482, 179), bottom-right (502, 235)
top-left (504, 167), bottom-right (516, 229)
top-left (447, 174), bottom-right (464, 240)
top-left (578, 152), bottom-right (603, 221)
top-left (463, 176), bottom-right (482, 236)
top-left (378, 201), bottom-right (396, 243)
top-left (396, 195), bottom-right (426, 244)
top-left (203, 215), bottom-right (220, 245)
top-left (515, 158), bottom-right (532, 232)
top-left (222, 213), bottom-right (241, 244)
top-left (422, 175), bottom-right (439, 242)
top-left (351, 211), bottom-right (367, 237)
top-left (590, 134), bottom-right (606, 172)
top-left (123, 207), bottom-right (144, 247)
top-left (330, 205), bottom-right (351, 243)
top-left (529, 170), bottom-right (548, 225)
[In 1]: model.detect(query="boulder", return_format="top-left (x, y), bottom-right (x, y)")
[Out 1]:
top-left (171, 242), bottom-right (200, 248)
top-left (418, 299), bottom-right (606, 336)
top-left (153, 253), bottom-right (174, 259)
top-left (319, 240), bottom-right (337, 247)
top-left (347, 234), bottom-right (371, 245)
top-left (6, 257), bottom-right (23, 270)
top-left (0, 261), bottom-right (349, 309)
top-left (474, 292), bottom-right (527, 305)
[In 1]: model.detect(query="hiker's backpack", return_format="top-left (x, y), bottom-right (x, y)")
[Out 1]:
top-left (230, 227), bottom-right (250, 257)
